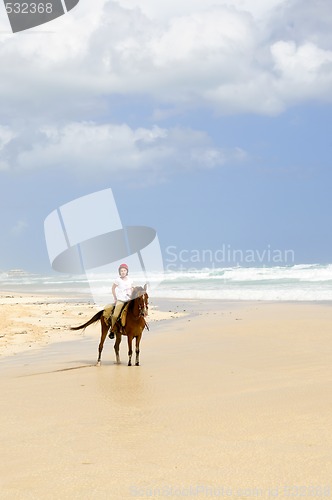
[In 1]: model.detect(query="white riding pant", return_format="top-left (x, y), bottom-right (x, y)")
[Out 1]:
top-left (111, 300), bottom-right (125, 329)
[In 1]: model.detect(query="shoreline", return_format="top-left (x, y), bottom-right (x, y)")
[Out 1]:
top-left (1, 291), bottom-right (332, 363)
top-left (0, 292), bottom-right (193, 361)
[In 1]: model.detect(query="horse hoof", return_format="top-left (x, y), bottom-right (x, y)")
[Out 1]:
top-left (96, 361), bottom-right (101, 367)
top-left (135, 362), bottom-right (139, 366)
top-left (128, 362), bottom-right (132, 366)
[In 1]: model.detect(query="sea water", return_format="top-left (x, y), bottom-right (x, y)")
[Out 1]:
top-left (1, 264), bottom-right (332, 301)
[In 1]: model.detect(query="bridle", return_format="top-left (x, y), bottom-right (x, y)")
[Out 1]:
top-left (132, 291), bottom-right (148, 317)
top-left (131, 291), bottom-right (149, 329)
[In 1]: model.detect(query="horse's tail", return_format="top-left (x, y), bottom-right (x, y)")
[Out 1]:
top-left (70, 310), bottom-right (104, 331)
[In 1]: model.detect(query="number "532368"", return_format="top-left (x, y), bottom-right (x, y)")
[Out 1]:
top-left (5, 3), bottom-right (53, 14)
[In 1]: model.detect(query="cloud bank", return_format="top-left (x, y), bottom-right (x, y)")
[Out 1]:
top-left (0, 0), bottom-right (331, 175)
top-left (0, 121), bottom-right (246, 178)
top-left (0, 0), bottom-right (331, 117)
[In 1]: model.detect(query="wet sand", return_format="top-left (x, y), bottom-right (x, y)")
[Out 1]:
top-left (1, 296), bottom-right (332, 499)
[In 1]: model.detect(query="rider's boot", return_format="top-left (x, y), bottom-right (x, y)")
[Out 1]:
top-left (108, 327), bottom-right (115, 340)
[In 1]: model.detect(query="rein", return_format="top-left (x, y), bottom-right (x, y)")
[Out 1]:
top-left (130, 293), bottom-right (149, 330)
top-left (130, 296), bottom-right (147, 320)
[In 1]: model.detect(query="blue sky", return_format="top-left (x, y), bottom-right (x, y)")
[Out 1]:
top-left (0, 0), bottom-right (332, 272)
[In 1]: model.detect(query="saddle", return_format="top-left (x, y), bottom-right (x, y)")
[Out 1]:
top-left (103, 302), bottom-right (129, 330)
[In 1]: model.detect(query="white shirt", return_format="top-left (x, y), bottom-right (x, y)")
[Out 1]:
top-left (114, 276), bottom-right (133, 302)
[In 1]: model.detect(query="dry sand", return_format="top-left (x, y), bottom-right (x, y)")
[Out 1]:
top-left (0, 295), bottom-right (332, 499)
top-left (0, 293), bottom-right (179, 358)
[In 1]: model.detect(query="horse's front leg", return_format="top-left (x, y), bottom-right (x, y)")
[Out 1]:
top-left (114, 331), bottom-right (121, 364)
top-left (127, 336), bottom-right (133, 366)
top-left (135, 335), bottom-right (141, 366)
top-left (97, 319), bottom-right (108, 366)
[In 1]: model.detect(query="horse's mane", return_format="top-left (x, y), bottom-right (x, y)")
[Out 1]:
top-left (132, 286), bottom-right (145, 298)
top-left (128, 286), bottom-right (146, 312)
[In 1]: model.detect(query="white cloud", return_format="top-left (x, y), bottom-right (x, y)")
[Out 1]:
top-left (0, 125), bottom-right (17, 170)
top-left (271, 41), bottom-right (332, 103)
top-left (0, 125), bottom-right (16, 149)
top-left (203, 39), bottom-right (332, 114)
top-left (268, 0), bottom-right (332, 48)
top-left (0, 121), bottom-right (246, 178)
top-left (0, 0), bottom-right (331, 121)
top-left (113, 0), bottom-right (286, 22)
top-left (148, 9), bottom-right (255, 66)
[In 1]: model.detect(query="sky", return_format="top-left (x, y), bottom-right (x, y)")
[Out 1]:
top-left (0, 0), bottom-right (332, 273)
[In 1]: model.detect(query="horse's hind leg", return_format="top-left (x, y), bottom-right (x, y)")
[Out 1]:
top-left (128, 336), bottom-right (133, 366)
top-left (135, 335), bottom-right (141, 366)
top-left (97, 318), bottom-right (108, 366)
top-left (114, 331), bottom-right (121, 364)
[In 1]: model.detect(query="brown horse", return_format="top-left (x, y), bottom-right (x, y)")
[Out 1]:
top-left (70, 285), bottom-right (149, 366)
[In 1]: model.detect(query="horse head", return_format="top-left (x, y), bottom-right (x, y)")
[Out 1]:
top-left (131, 284), bottom-right (149, 318)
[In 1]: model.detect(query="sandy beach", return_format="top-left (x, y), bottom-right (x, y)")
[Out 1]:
top-left (1, 294), bottom-right (332, 499)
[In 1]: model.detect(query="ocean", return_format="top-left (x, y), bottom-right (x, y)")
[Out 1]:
top-left (1, 264), bottom-right (332, 302)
